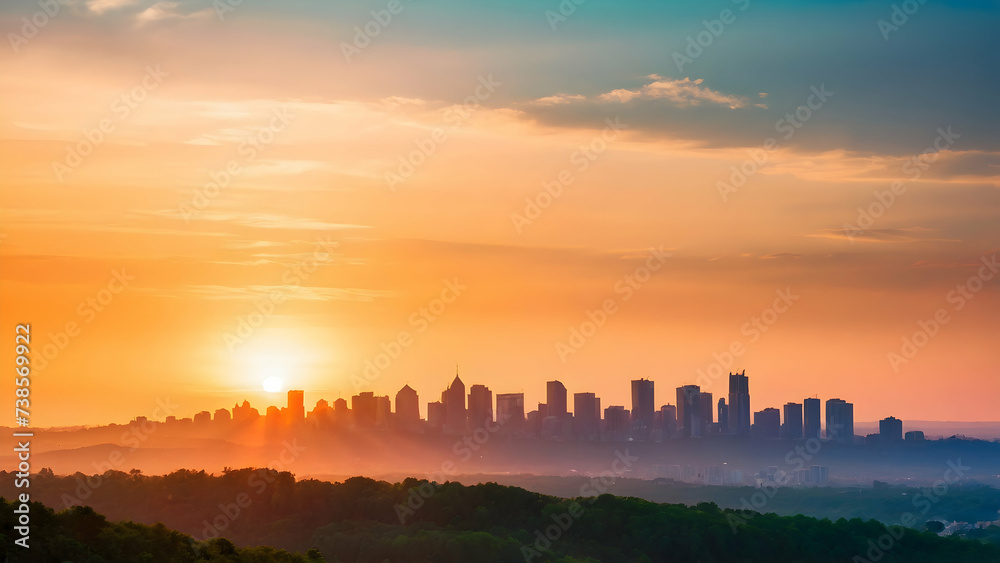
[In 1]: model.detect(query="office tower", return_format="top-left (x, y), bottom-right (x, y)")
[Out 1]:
top-left (574, 392), bottom-right (601, 440)
top-left (442, 372), bottom-right (466, 434)
top-left (495, 393), bottom-right (525, 434)
top-left (879, 416), bottom-right (903, 442)
top-left (333, 397), bottom-right (349, 428)
top-left (676, 385), bottom-right (702, 438)
top-left (604, 405), bottom-right (630, 441)
top-left (352, 392), bottom-right (377, 428)
top-left (728, 371), bottom-right (751, 437)
top-left (307, 399), bottom-right (333, 429)
top-left (717, 398), bottom-right (728, 431)
top-left (213, 408), bottom-right (231, 423)
top-left (426, 401), bottom-right (446, 429)
top-left (194, 410), bottom-right (211, 425)
top-left (754, 407), bottom-right (781, 439)
top-left (825, 398), bottom-right (854, 444)
top-left (810, 465), bottom-right (829, 486)
top-left (661, 404), bottom-right (677, 439)
top-left (547, 381), bottom-right (568, 419)
top-left (803, 398), bottom-right (821, 439)
top-left (905, 430), bottom-right (924, 441)
top-left (630, 379), bottom-right (655, 440)
top-left (395, 385), bottom-right (420, 429)
top-left (697, 391), bottom-right (714, 428)
top-left (468, 384), bottom-right (493, 430)
top-left (287, 390), bottom-right (305, 424)
top-left (375, 395), bottom-right (391, 429)
top-left (783, 402), bottom-right (803, 439)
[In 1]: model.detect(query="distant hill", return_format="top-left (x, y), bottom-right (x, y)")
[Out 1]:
top-left (3, 468), bottom-right (1000, 562)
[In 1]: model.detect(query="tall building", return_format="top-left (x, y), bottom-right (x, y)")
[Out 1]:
top-left (631, 379), bottom-right (655, 440)
top-left (287, 390), bottom-right (305, 424)
top-left (495, 393), bottom-right (525, 434)
top-left (660, 404), bottom-right (677, 439)
top-left (754, 407), bottom-right (781, 439)
top-left (676, 385), bottom-right (701, 438)
top-left (783, 402), bottom-right (803, 439)
top-left (442, 372), bottom-right (467, 434)
top-left (728, 371), bottom-right (751, 437)
top-left (604, 405), bottom-right (630, 441)
top-left (879, 416), bottom-right (903, 442)
top-left (803, 398), bottom-right (821, 440)
top-left (697, 391), bottom-right (714, 430)
top-left (467, 384), bottom-right (493, 430)
top-left (547, 381), bottom-right (568, 419)
top-left (426, 401), bottom-right (446, 429)
top-left (395, 385), bottom-right (420, 429)
top-left (375, 395), bottom-right (391, 429)
top-left (717, 398), bottom-right (728, 431)
top-left (352, 392), bottom-right (377, 428)
top-left (825, 398), bottom-right (854, 444)
top-left (573, 392), bottom-right (601, 440)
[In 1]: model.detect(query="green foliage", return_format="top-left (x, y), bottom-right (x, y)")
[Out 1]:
top-left (3, 469), bottom-right (999, 562)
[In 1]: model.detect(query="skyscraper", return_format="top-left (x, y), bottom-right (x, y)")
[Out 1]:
top-left (395, 384), bottom-right (420, 429)
top-left (879, 416), bottom-right (903, 442)
top-left (631, 379), bottom-right (655, 440)
top-left (573, 392), bottom-right (601, 440)
top-left (495, 393), bottom-right (525, 433)
top-left (676, 385), bottom-right (701, 438)
top-left (467, 384), bottom-right (493, 430)
top-left (352, 392), bottom-right (377, 428)
top-left (783, 402), bottom-right (803, 439)
top-left (697, 391), bottom-right (714, 429)
top-left (604, 405), bottom-right (630, 441)
top-left (717, 398), bottom-right (728, 431)
top-left (754, 407), bottom-right (780, 439)
top-left (287, 390), bottom-right (305, 424)
top-left (546, 380), bottom-right (568, 419)
top-left (727, 371), bottom-right (751, 437)
top-left (442, 372), bottom-right (466, 434)
top-left (803, 398), bottom-right (821, 439)
top-left (825, 398), bottom-right (854, 444)
top-left (660, 404), bottom-right (677, 439)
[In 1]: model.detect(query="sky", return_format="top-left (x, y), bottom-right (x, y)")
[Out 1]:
top-left (1, 0), bottom-right (998, 427)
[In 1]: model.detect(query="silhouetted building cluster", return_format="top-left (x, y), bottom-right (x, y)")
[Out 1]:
top-left (163, 369), bottom-right (922, 446)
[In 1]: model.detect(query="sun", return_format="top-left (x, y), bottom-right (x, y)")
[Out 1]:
top-left (262, 375), bottom-right (284, 393)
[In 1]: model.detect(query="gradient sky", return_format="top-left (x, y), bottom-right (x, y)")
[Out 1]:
top-left (1, 0), bottom-right (998, 427)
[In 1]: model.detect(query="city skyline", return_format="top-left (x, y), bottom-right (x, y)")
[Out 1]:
top-left (107, 370), bottom-right (923, 446)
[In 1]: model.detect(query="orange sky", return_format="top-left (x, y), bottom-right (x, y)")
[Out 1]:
top-left (1, 1), bottom-right (998, 427)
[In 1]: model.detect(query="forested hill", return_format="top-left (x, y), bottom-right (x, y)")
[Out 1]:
top-left (3, 468), bottom-right (1000, 562)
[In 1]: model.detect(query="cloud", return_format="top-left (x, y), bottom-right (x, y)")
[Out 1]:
top-left (597, 76), bottom-right (766, 109)
top-left (808, 227), bottom-right (962, 244)
top-left (86, 0), bottom-right (140, 14)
